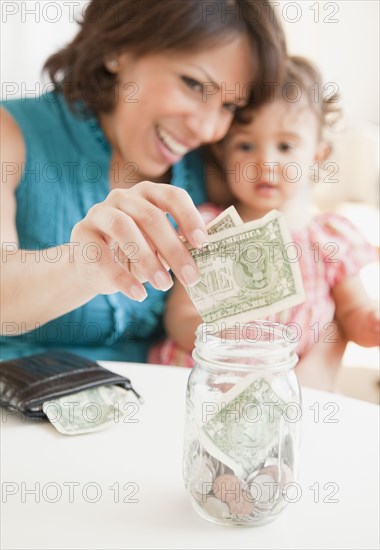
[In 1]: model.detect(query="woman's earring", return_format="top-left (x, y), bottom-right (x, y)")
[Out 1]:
top-left (105, 58), bottom-right (119, 73)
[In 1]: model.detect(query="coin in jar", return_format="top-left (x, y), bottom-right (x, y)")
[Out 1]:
top-left (247, 471), bottom-right (279, 509)
top-left (282, 433), bottom-right (294, 468)
top-left (213, 474), bottom-right (254, 517)
top-left (202, 496), bottom-right (230, 519)
top-left (188, 439), bottom-right (201, 459)
top-left (262, 459), bottom-right (293, 485)
top-left (215, 459), bottom-right (234, 478)
top-left (247, 462), bottom-right (293, 511)
top-left (189, 455), bottom-right (216, 500)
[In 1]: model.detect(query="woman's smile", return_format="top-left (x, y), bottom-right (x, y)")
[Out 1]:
top-left (155, 124), bottom-right (192, 164)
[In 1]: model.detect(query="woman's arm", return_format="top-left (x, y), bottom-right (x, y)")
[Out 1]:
top-left (1, 108), bottom-right (96, 332)
top-left (332, 275), bottom-right (380, 347)
top-left (1, 109), bottom-right (208, 334)
top-left (1, 245), bottom-right (98, 334)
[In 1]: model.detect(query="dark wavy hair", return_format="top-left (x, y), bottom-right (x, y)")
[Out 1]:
top-left (44, 0), bottom-right (286, 115)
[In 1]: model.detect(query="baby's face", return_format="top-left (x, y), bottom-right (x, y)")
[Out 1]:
top-left (222, 99), bottom-right (323, 219)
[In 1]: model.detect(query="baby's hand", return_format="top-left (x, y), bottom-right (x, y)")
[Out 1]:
top-left (355, 305), bottom-right (380, 347)
top-left (366, 307), bottom-right (380, 344)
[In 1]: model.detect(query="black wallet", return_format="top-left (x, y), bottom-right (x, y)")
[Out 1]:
top-left (0, 350), bottom-right (141, 419)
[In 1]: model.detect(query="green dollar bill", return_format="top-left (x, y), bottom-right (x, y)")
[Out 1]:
top-left (187, 210), bottom-right (304, 325)
top-left (206, 205), bottom-right (243, 235)
top-left (200, 375), bottom-right (288, 478)
top-left (43, 385), bottom-right (134, 435)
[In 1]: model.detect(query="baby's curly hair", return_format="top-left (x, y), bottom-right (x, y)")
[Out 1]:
top-left (236, 55), bottom-right (342, 136)
top-left (281, 56), bottom-right (341, 133)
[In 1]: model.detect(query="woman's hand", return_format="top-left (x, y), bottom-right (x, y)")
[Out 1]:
top-left (70, 181), bottom-right (208, 301)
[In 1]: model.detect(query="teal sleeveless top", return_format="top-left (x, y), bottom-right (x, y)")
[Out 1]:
top-left (1, 92), bottom-right (206, 362)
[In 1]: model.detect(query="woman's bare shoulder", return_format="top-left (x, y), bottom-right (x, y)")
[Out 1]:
top-left (1, 107), bottom-right (26, 192)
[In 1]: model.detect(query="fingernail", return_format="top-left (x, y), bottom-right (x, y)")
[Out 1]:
top-left (157, 252), bottom-right (170, 271)
top-left (130, 285), bottom-right (147, 302)
top-left (181, 264), bottom-right (201, 287)
top-left (153, 270), bottom-right (173, 291)
top-left (191, 228), bottom-right (209, 249)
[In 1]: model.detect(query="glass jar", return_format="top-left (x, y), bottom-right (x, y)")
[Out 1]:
top-left (183, 321), bottom-right (301, 527)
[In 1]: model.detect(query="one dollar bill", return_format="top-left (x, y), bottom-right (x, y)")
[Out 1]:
top-left (199, 374), bottom-right (288, 478)
top-left (43, 385), bottom-right (135, 435)
top-left (186, 209), bottom-right (305, 325)
top-left (205, 205), bottom-right (243, 234)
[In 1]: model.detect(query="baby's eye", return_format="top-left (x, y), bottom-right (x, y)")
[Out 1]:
top-left (181, 76), bottom-right (204, 93)
top-left (278, 142), bottom-right (293, 152)
top-left (236, 142), bottom-right (254, 152)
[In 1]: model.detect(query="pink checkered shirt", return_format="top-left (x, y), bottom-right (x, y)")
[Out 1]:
top-left (149, 204), bottom-right (378, 367)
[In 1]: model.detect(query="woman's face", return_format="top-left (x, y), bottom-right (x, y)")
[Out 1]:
top-left (100, 36), bottom-right (253, 179)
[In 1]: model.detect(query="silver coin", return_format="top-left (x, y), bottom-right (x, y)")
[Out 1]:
top-left (212, 474), bottom-right (255, 517)
top-left (270, 464), bottom-right (294, 513)
top-left (282, 434), bottom-right (294, 468)
top-left (246, 465), bottom-right (285, 512)
top-left (228, 492), bottom-right (255, 517)
top-left (189, 455), bottom-right (216, 496)
top-left (215, 460), bottom-right (234, 477)
top-left (263, 456), bottom-right (282, 471)
top-left (261, 459), bottom-right (293, 485)
top-left (201, 450), bottom-right (219, 478)
top-left (281, 463), bottom-right (293, 484)
top-left (248, 472), bottom-right (277, 505)
top-left (243, 457), bottom-right (265, 482)
top-left (202, 496), bottom-right (230, 519)
top-left (248, 460), bottom-right (279, 483)
top-left (188, 439), bottom-right (201, 459)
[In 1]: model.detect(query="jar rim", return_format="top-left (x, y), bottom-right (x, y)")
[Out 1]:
top-left (194, 321), bottom-right (298, 371)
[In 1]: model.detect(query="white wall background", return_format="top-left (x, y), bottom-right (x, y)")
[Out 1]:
top-left (1, 0), bottom-right (84, 94)
top-left (1, 0), bottom-right (379, 206)
top-left (275, 0), bottom-right (379, 209)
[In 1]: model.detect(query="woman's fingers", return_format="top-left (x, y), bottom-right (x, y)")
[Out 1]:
top-left (107, 184), bottom-right (205, 287)
top-left (85, 205), bottom-right (174, 291)
top-left (70, 224), bottom-right (148, 301)
top-left (129, 182), bottom-right (209, 248)
top-left (73, 182), bottom-right (207, 299)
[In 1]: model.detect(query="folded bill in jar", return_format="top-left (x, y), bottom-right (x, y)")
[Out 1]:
top-left (199, 374), bottom-right (288, 478)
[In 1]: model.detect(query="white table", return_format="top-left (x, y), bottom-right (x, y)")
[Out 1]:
top-left (1, 362), bottom-right (379, 550)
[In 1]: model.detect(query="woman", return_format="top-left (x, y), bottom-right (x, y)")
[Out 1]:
top-left (1, 0), bottom-right (285, 361)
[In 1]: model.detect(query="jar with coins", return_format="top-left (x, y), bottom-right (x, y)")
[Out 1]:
top-left (183, 321), bottom-right (301, 526)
